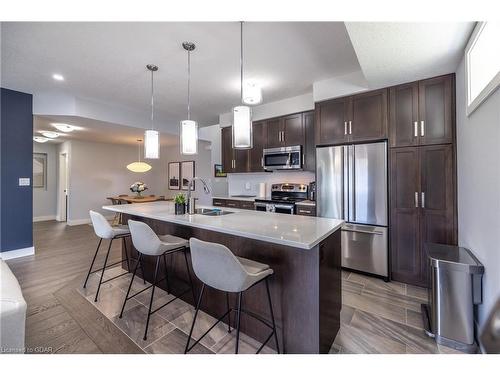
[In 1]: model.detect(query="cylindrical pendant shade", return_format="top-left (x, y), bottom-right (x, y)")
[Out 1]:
top-left (232, 105), bottom-right (253, 149)
top-left (243, 82), bottom-right (262, 105)
top-left (180, 120), bottom-right (198, 155)
top-left (144, 130), bottom-right (159, 159)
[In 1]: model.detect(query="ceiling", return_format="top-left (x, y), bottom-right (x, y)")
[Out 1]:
top-left (34, 115), bottom-right (178, 146)
top-left (2, 22), bottom-right (360, 128)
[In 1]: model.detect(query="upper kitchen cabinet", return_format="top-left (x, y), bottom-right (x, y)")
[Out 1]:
top-left (389, 74), bottom-right (454, 147)
top-left (221, 126), bottom-right (249, 173)
top-left (266, 113), bottom-right (304, 148)
top-left (348, 88), bottom-right (388, 143)
top-left (249, 121), bottom-right (267, 172)
top-left (315, 96), bottom-right (350, 146)
top-left (315, 89), bottom-right (388, 146)
top-left (303, 111), bottom-right (315, 172)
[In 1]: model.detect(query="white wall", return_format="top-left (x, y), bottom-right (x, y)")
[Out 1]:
top-left (65, 140), bottom-right (165, 224)
top-left (313, 70), bottom-right (370, 102)
top-left (456, 56), bottom-right (500, 327)
top-left (33, 142), bottom-right (58, 221)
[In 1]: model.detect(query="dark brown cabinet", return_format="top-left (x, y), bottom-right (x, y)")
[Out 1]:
top-left (266, 113), bottom-right (304, 148)
top-left (212, 198), bottom-right (255, 210)
top-left (390, 144), bottom-right (456, 287)
top-left (266, 118), bottom-right (282, 148)
top-left (303, 111), bottom-right (315, 172)
top-left (296, 204), bottom-right (316, 217)
top-left (389, 74), bottom-right (454, 147)
top-left (221, 126), bottom-right (249, 173)
top-left (249, 121), bottom-right (267, 172)
top-left (315, 89), bottom-right (388, 146)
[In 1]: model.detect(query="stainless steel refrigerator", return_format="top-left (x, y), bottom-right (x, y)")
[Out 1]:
top-left (316, 141), bottom-right (388, 278)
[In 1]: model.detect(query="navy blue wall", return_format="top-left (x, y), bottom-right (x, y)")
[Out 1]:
top-left (1, 88), bottom-right (33, 253)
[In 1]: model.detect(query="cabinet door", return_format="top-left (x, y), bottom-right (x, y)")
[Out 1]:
top-left (349, 88), bottom-right (388, 142)
top-left (234, 148), bottom-right (249, 173)
top-left (418, 74), bottom-right (454, 145)
top-left (419, 144), bottom-right (456, 285)
top-left (266, 118), bottom-right (283, 148)
top-left (315, 97), bottom-right (349, 146)
top-left (390, 147), bottom-right (422, 285)
top-left (303, 111), bottom-right (315, 172)
top-left (221, 126), bottom-right (234, 173)
top-left (249, 121), bottom-right (266, 172)
top-left (389, 82), bottom-right (419, 147)
top-left (282, 113), bottom-right (304, 146)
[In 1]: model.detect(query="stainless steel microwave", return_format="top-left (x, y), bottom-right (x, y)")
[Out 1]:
top-left (263, 145), bottom-right (302, 170)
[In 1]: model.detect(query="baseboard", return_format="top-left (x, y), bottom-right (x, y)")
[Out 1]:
top-left (67, 215), bottom-right (115, 226)
top-left (0, 246), bottom-right (35, 260)
top-left (33, 215), bottom-right (57, 222)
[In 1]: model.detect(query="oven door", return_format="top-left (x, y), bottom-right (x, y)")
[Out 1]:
top-left (254, 202), bottom-right (268, 212)
top-left (272, 204), bottom-right (295, 215)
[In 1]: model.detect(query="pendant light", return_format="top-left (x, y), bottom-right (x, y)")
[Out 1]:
top-left (232, 21), bottom-right (253, 149)
top-left (144, 64), bottom-right (160, 159)
top-left (180, 42), bottom-right (198, 155)
top-left (127, 139), bottom-right (152, 173)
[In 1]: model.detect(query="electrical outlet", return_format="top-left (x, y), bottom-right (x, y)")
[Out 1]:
top-left (18, 178), bottom-right (30, 186)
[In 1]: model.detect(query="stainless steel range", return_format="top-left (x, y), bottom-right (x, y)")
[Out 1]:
top-left (254, 183), bottom-right (308, 214)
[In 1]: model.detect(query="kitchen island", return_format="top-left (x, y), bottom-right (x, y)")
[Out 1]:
top-left (103, 201), bottom-right (343, 354)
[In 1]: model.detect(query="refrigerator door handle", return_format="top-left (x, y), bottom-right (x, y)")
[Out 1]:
top-left (348, 145), bottom-right (355, 222)
top-left (343, 146), bottom-right (349, 221)
top-left (415, 192), bottom-right (419, 208)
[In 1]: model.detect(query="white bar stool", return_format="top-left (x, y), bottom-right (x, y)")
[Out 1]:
top-left (84, 210), bottom-right (145, 302)
top-left (119, 219), bottom-right (197, 341)
top-left (185, 238), bottom-right (280, 354)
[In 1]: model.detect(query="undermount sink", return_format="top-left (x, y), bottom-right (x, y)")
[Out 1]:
top-left (193, 208), bottom-right (234, 216)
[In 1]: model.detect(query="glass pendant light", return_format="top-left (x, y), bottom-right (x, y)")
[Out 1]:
top-left (127, 139), bottom-right (152, 173)
top-left (144, 64), bottom-right (160, 159)
top-left (180, 42), bottom-right (198, 155)
top-left (232, 21), bottom-right (253, 149)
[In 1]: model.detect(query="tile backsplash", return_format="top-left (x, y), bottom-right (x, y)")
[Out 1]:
top-left (227, 171), bottom-right (315, 197)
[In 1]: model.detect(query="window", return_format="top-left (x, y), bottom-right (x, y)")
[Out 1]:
top-left (465, 22), bottom-right (500, 115)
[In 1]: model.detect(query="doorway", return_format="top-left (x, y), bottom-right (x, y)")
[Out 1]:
top-left (57, 152), bottom-right (68, 222)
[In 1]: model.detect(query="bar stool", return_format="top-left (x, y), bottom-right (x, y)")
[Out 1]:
top-left (83, 210), bottom-right (145, 302)
top-left (119, 220), bottom-right (197, 341)
top-left (106, 197), bottom-right (123, 225)
top-left (185, 238), bottom-right (280, 354)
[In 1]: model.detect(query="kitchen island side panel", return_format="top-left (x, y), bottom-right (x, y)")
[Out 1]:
top-left (121, 214), bottom-right (341, 354)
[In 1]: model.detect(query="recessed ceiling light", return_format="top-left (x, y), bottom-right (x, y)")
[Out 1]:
top-left (40, 131), bottom-right (60, 139)
top-left (52, 123), bottom-right (76, 132)
top-left (33, 136), bottom-right (49, 143)
top-left (52, 73), bottom-right (64, 81)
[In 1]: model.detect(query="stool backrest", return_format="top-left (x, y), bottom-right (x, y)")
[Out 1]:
top-left (128, 220), bottom-right (162, 256)
top-left (89, 210), bottom-right (115, 239)
top-left (189, 238), bottom-right (248, 293)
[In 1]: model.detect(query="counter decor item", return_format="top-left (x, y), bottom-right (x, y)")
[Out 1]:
top-left (130, 181), bottom-right (148, 198)
top-left (214, 163), bottom-right (226, 178)
top-left (174, 193), bottom-right (186, 214)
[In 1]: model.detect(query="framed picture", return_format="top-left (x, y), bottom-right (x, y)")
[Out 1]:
top-left (33, 153), bottom-right (47, 189)
top-left (181, 160), bottom-right (195, 191)
top-left (214, 164), bottom-right (226, 178)
top-left (168, 162), bottom-right (180, 190)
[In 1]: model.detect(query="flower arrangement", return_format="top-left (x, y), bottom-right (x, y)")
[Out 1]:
top-left (130, 181), bottom-right (148, 198)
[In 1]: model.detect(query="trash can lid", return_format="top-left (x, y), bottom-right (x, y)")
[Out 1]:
top-left (426, 243), bottom-right (484, 274)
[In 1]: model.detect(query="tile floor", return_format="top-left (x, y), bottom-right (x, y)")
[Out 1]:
top-left (79, 266), bottom-right (464, 354)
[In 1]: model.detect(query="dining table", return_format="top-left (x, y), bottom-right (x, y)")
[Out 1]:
top-left (108, 195), bottom-right (171, 204)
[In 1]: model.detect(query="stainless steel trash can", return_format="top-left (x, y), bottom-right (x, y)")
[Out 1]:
top-left (422, 243), bottom-right (484, 353)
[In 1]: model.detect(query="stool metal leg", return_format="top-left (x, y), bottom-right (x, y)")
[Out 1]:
top-left (139, 257), bottom-right (146, 284)
top-left (183, 248), bottom-right (197, 304)
top-left (226, 292), bottom-right (231, 333)
top-left (122, 237), bottom-right (131, 272)
top-left (144, 256), bottom-right (161, 341)
top-left (235, 291), bottom-right (243, 354)
top-left (94, 238), bottom-right (113, 302)
top-left (184, 283), bottom-right (205, 354)
top-left (162, 253), bottom-right (171, 294)
top-left (119, 253), bottom-right (141, 319)
top-left (83, 238), bottom-right (102, 288)
top-left (265, 278), bottom-right (280, 354)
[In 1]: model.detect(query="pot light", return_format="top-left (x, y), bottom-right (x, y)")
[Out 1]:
top-left (33, 136), bottom-right (49, 143)
top-left (52, 73), bottom-right (64, 81)
top-left (52, 123), bottom-right (76, 132)
top-left (243, 81), bottom-right (262, 105)
top-left (40, 131), bottom-right (60, 139)
top-left (180, 42), bottom-right (198, 155)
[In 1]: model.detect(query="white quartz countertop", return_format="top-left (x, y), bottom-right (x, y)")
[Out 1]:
top-left (103, 201), bottom-right (343, 250)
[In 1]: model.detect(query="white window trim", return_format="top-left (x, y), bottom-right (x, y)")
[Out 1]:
top-left (465, 22), bottom-right (500, 116)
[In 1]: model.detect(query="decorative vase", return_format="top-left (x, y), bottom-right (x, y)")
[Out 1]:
top-left (175, 203), bottom-right (186, 215)
top-left (136, 191), bottom-right (143, 198)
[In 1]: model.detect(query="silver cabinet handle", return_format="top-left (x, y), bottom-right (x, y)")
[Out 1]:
top-left (302, 153), bottom-right (305, 166)
top-left (261, 157), bottom-right (264, 168)
top-left (420, 120), bottom-right (425, 137)
top-left (414, 121), bottom-right (418, 137)
top-left (421, 192), bottom-right (425, 208)
top-left (298, 209), bottom-right (312, 214)
top-left (281, 131), bottom-right (285, 143)
top-left (415, 192), bottom-right (419, 208)
top-left (349, 121), bottom-right (352, 135)
top-left (344, 121), bottom-right (347, 135)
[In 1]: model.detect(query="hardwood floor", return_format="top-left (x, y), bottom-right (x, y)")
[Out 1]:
top-left (7, 221), bottom-right (464, 354)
